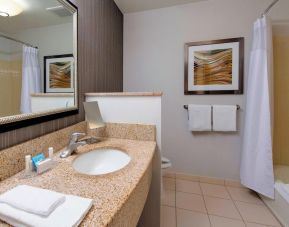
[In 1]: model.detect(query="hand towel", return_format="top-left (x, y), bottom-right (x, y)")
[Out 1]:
top-left (0, 185), bottom-right (65, 217)
top-left (0, 195), bottom-right (93, 227)
top-left (212, 105), bottom-right (237, 132)
top-left (188, 105), bottom-right (211, 131)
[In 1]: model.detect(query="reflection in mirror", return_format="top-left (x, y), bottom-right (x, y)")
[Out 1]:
top-left (0, 0), bottom-right (77, 119)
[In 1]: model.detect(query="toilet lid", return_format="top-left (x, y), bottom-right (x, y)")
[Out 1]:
top-left (162, 157), bottom-right (170, 163)
top-left (161, 157), bottom-right (172, 169)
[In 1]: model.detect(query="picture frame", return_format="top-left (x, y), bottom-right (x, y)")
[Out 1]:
top-left (44, 54), bottom-right (74, 93)
top-left (184, 38), bottom-right (244, 95)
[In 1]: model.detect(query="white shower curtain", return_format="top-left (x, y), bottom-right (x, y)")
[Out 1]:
top-left (240, 16), bottom-right (274, 199)
top-left (20, 46), bottom-right (41, 114)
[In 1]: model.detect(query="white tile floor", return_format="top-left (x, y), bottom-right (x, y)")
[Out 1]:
top-left (161, 177), bottom-right (282, 227)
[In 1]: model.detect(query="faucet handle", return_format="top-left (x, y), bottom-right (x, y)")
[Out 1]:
top-left (70, 132), bottom-right (86, 143)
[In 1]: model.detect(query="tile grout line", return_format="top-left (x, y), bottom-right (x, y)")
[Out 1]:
top-left (174, 206), bottom-right (209, 215)
top-left (225, 186), bottom-right (266, 205)
top-left (176, 189), bottom-right (231, 201)
top-left (165, 177), bottom-right (281, 227)
top-left (176, 187), bottom-right (268, 205)
top-left (225, 186), bottom-right (282, 226)
top-left (174, 178), bottom-right (177, 227)
top-left (175, 179), bottom-right (248, 225)
top-left (199, 181), bottom-right (212, 227)
top-left (225, 185), bottom-right (247, 226)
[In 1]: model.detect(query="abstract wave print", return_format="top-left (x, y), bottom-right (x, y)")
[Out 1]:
top-left (49, 62), bottom-right (71, 88)
top-left (194, 48), bottom-right (233, 85)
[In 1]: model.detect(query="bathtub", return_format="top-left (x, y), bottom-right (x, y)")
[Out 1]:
top-left (261, 165), bottom-right (289, 227)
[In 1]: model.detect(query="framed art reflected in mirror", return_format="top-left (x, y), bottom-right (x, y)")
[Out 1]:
top-left (44, 54), bottom-right (74, 93)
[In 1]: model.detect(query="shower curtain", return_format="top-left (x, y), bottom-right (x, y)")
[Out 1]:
top-left (240, 16), bottom-right (274, 199)
top-left (20, 46), bottom-right (41, 114)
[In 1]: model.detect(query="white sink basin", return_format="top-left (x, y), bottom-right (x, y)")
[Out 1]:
top-left (72, 149), bottom-right (131, 176)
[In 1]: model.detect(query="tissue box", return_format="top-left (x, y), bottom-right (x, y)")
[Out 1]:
top-left (36, 158), bottom-right (53, 174)
top-left (31, 153), bottom-right (45, 170)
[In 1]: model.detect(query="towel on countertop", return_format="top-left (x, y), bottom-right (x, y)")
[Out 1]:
top-left (212, 105), bottom-right (237, 132)
top-left (0, 194), bottom-right (93, 227)
top-left (188, 105), bottom-right (211, 131)
top-left (0, 185), bottom-right (65, 217)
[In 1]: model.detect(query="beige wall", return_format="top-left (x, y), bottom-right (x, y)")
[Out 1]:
top-left (0, 59), bottom-right (22, 117)
top-left (123, 0), bottom-right (289, 180)
top-left (273, 35), bottom-right (289, 165)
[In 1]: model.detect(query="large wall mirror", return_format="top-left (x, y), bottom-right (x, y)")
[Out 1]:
top-left (0, 0), bottom-right (78, 132)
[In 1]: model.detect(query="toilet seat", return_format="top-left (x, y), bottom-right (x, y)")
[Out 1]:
top-left (161, 157), bottom-right (171, 169)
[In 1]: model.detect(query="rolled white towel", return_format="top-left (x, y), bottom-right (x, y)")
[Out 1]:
top-left (0, 185), bottom-right (65, 217)
top-left (0, 194), bottom-right (93, 227)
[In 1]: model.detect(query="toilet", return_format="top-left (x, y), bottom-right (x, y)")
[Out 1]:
top-left (161, 157), bottom-right (172, 169)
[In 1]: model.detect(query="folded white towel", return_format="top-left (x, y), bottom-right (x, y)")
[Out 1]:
top-left (188, 105), bottom-right (211, 131)
top-left (0, 185), bottom-right (65, 217)
top-left (213, 105), bottom-right (237, 132)
top-left (0, 195), bottom-right (93, 227)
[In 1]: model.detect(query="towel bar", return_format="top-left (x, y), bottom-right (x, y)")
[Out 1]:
top-left (183, 105), bottom-right (241, 110)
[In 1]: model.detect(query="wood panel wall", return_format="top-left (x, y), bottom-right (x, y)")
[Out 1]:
top-left (0, 0), bottom-right (123, 150)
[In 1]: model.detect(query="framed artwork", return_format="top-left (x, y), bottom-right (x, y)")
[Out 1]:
top-left (44, 54), bottom-right (74, 93)
top-left (184, 38), bottom-right (244, 95)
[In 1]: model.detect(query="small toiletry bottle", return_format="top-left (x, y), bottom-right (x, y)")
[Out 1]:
top-left (48, 147), bottom-right (54, 159)
top-left (25, 155), bottom-right (32, 174)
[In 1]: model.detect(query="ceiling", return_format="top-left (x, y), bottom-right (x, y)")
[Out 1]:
top-left (0, 0), bottom-right (73, 34)
top-left (114, 0), bottom-right (207, 13)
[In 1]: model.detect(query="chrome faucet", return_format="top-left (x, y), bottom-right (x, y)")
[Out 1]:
top-left (60, 132), bottom-right (92, 158)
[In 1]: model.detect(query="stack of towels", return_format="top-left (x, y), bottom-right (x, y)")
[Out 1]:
top-left (188, 104), bottom-right (237, 132)
top-left (0, 185), bottom-right (93, 227)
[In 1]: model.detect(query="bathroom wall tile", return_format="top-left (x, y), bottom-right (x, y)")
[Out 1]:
top-left (176, 179), bottom-right (202, 195)
top-left (88, 123), bottom-right (156, 141)
top-left (200, 183), bottom-right (231, 199)
top-left (161, 206), bottom-right (176, 227)
top-left (209, 215), bottom-right (245, 227)
top-left (235, 201), bottom-right (281, 226)
top-left (176, 192), bottom-right (207, 213)
top-left (163, 177), bottom-right (176, 191)
top-left (177, 209), bottom-right (210, 227)
top-left (227, 187), bottom-right (264, 205)
top-left (204, 196), bottom-right (242, 220)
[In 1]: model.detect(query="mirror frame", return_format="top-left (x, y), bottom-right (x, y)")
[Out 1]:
top-left (0, 0), bottom-right (79, 133)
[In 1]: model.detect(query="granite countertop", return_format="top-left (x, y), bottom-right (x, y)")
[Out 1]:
top-left (0, 138), bottom-right (156, 226)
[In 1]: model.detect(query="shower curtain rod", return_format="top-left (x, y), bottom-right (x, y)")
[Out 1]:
top-left (0, 33), bottom-right (38, 49)
top-left (261, 0), bottom-right (279, 17)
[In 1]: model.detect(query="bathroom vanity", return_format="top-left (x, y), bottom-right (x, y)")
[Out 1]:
top-left (0, 122), bottom-right (159, 226)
